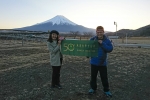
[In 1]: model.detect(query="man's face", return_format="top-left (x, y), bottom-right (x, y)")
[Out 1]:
top-left (96, 29), bottom-right (104, 39)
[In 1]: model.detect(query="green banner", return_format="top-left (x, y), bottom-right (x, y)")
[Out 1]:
top-left (61, 40), bottom-right (98, 57)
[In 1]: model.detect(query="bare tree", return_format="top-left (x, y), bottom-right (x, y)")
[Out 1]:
top-left (83, 32), bottom-right (93, 39)
top-left (70, 31), bottom-right (80, 39)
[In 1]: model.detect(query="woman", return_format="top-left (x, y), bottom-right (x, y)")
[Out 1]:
top-left (47, 30), bottom-right (63, 89)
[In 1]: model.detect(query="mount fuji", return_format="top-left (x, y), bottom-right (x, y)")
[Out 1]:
top-left (15, 15), bottom-right (96, 33)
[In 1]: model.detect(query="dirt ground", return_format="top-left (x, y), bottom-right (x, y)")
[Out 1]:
top-left (0, 42), bottom-right (150, 100)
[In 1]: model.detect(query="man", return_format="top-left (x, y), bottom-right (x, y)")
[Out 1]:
top-left (88, 26), bottom-right (113, 97)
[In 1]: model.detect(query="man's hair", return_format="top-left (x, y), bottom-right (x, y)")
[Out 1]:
top-left (96, 26), bottom-right (104, 32)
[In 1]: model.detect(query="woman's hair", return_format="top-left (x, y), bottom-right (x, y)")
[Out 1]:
top-left (47, 30), bottom-right (59, 43)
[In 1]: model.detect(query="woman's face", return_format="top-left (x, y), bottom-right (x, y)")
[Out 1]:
top-left (51, 33), bottom-right (58, 40)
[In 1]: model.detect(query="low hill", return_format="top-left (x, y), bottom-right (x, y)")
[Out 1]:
top-left (106, 24), bottom-right (150, 37)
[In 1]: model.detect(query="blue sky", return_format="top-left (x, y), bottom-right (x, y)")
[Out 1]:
top-left (0, 0), bottom-right (150, 32)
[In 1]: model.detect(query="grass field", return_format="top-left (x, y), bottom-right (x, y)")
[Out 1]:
top-left (0, 39), bottom-right (150, 100)
top-left (113, 39), bottom-right (150, 44)
top-left (110, 37), bottom-right (150, 44)
top-left (60, 36), bottom-right (150, 44)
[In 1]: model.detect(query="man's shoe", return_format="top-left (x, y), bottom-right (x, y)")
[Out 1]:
top-left (55, 84), bottom-right (62, 89)
top-left (104, 91), bottom-right (112, 97)
top-left (88, 89), bottom-right (95, 94)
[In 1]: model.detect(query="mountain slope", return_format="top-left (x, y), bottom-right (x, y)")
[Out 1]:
top-left (106, 24), bottom-right (150, 37)
top-left (132, 25), bottom-right (150, 36)
top-left (36, 15), bottom-right (77, 26)
top-left (15, 15), bottom-right (95, 33)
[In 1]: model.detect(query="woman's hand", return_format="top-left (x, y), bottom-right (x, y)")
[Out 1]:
top-left (58, 40), bottom-right (61, 45)
top-left (59, 36), bottom-right (65, 41)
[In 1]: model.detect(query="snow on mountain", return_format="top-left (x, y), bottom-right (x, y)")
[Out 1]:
top-left (15, 15), bottom-right (96, 33)
top-left (37, 15), bottom-right (77, 26)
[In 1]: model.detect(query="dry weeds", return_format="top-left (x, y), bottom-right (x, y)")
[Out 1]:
top-left (0, 41), bottom-right (150, 100)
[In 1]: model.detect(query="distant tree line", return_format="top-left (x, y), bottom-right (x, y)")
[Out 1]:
top-left (59, 31), bottom-right (94, 39)
top-left (0, 30), bottom-right (94, 40)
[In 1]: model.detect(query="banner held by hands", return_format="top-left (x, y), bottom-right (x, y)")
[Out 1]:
top-left (61, 40), bottom-right (98, 57)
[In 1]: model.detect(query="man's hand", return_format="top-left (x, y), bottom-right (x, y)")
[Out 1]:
top-left (98, 40), bottom-right (102, 44)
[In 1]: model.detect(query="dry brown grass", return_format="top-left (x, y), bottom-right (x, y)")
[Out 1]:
top-left (65, 36), bottom-right (150, 44)
top-left (0, 39), bottom-right (150, 100)
top-left (129, 37), bottom-right (150, 40)
top-left (111, 37), bottom-right (150, 44)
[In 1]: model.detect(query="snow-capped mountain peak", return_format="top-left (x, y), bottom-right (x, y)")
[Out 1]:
top-left (38, 15), bottom-right (77, 26)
